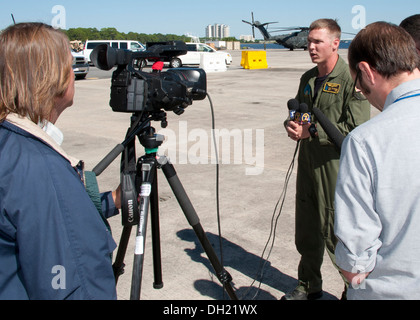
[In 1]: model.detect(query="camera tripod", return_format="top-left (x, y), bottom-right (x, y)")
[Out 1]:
top-left (93, 112), bottom-right (238, 300)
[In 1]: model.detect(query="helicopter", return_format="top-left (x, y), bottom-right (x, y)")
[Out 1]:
top-left (242, 12), bottom-right (309, 50)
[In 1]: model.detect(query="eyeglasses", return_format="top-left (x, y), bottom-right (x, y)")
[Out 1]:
top-left (352, 68), bottom-right (367, 101)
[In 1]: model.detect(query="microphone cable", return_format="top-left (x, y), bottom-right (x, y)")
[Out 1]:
top-left (206, 93), bottom-right (301, 299)
top-left (240, 139), bottom-right (301, 300)
top-left (207, 92), bottom-right (230, 299)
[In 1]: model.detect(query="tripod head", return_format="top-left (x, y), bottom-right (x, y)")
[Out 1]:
top-left (129, 111), bottom-right (166, 155)
top-left (92, 110), bottom-right (168, 177)
top-left (139, 127), bottom-right (164, 155)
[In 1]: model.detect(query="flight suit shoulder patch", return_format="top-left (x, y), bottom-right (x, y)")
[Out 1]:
top-left (304, 84), bottom-right (312, 96)
top-left (323, 82), bottom-right (341, 94)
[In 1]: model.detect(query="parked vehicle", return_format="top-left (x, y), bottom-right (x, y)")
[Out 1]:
top-left (83, 40), bottom-right (145, 64)
top-left (145, 42), bottom-right (233, 68)
top-left (71, 50), bottom-right (89, 80)
top-left (168, 43), bottom-right (232, 68)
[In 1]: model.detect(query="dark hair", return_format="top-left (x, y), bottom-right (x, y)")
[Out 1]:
top-left (400, 14), bottom-right (420, 44)
top-left (348, 22), bottom-right (419, 78)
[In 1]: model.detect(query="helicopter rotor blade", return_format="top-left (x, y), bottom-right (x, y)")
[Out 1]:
top-left (276, 26), bottom-right (307, 30)
top-left (242, 19), bottom-right (256, 37)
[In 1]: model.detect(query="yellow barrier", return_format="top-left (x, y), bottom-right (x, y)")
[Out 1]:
top-left (241, 51), bottom-right (247, 67)
top-left (241, 51), bottom-right (268, 70)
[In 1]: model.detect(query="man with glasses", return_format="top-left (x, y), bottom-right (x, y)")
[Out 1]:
top-left (283, 19), bottom-right (370, 300)
top-left (334, 22), bottom-right (420, 300)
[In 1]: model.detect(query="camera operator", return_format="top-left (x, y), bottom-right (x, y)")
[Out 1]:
top-left (0, 23), bottom-right (120, 299)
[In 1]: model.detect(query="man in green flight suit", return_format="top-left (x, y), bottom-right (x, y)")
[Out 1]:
top-left (283, 19), bottom-right (371, 300)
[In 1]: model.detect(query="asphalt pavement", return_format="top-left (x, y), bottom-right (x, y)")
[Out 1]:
top-left (56, 48), bottom-right (375, 301)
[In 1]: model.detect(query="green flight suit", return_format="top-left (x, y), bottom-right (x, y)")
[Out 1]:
top-left (293, 56), bottom-right (370, 294)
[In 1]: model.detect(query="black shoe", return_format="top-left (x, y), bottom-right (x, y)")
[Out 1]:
top-left (281, 288), bottom-right (323, 300)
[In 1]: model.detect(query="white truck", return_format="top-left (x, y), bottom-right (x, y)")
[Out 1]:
top-left (168, 43), bottom-right (232, 68)
top-left (83, 40), bottom-right (146, 64)
top-left (71, 50), bottom-right (89, 80)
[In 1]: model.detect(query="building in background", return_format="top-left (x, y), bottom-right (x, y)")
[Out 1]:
top-left (240, 35), bottom-right (255, 42)
top-left (205, 24), bottom-right (230, 39)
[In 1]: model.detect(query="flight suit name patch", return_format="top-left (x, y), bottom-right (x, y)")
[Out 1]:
top-left (323, 82), bottom-right (341, 94)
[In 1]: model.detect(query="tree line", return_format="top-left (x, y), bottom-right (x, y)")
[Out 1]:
top-left (63, 27), bottom-right (190, 44)
top-left (63, 27), bottom-right (240, 44)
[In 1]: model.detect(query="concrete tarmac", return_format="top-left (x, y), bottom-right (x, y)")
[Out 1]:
top-left (57, 48), bottom-right (375, 301)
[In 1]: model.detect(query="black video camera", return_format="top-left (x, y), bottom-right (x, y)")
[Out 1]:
top-left (90, 41), bottom-right (207, 115)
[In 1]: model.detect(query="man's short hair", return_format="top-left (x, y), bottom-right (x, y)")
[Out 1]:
top-left (400, 14), bottom-right (420, 44)
top-left (348, 22), bottom-right (419, 78)
top-left (310, 19), bottom-right (342, 40)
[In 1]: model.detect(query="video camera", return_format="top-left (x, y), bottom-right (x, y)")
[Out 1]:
top-left (90, 41), bottom-right (207, 115)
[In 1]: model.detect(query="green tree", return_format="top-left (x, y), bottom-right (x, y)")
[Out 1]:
top-left (99, 27), bottom-right (122, 40)
top-left (63, 27), bottom-right (195, 43)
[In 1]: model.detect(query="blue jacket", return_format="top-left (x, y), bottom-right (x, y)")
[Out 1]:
top-left (0, 117), bottom-right (117, 300)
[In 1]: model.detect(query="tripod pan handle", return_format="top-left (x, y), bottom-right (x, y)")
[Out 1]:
top-left (93, 144), bottom-right (125, 176)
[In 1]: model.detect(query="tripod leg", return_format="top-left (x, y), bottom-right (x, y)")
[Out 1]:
top-left (160, 160), bottom-right (238, 300)
top-left (113, 225), bottom-right (132, 283)
top-left (150, 163), bottom-right (163, 289)
top-left (114, 127), bottom-right (137, 284)
top-left (130, 161), bottom-right (154, 300)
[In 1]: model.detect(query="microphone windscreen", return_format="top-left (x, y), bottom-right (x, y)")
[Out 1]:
top-left (287, 99), bottom-right (300, 111)
top-left (313, 107), bottom-right (345, 150)
top-left (299, 103), bottom-right (309, 113)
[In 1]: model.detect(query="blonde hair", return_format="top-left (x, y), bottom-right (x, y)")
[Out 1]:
top-left (0, 23), bottom-right (72, 123)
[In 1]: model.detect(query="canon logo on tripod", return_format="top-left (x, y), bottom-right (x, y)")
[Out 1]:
top-left (127, 199), bottom-right (135, 223)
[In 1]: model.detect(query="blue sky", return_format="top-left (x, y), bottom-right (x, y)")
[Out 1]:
top-left (1, 0), bottom-right (419, 39)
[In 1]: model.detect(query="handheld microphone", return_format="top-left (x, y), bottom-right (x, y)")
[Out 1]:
top-left (312, 107), bottom-right (345, 150)
top-left (287, 99), bottom-right (300, 120)
top-left (287, 99), bottom-right (312, 124)
top-left (297, 103), bottom-right (311, 124)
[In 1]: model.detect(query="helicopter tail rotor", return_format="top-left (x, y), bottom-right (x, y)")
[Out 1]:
top-left (242, 12), bottom-right (281, 40)
top-left (242, 12), bottom-right (256, 38)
